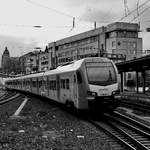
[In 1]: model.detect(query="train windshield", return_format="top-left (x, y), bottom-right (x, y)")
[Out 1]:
top-left (86, 62), bottom-right (117, 86)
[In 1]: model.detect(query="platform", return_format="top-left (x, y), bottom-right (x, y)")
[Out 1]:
top-left (120, 91), bottom-right (150, 104)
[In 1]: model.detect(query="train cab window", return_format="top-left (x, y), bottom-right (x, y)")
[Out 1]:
top-left (77, 71), bottom-right (82, 84)
top-left (86, 62), bottom-right (116, 86)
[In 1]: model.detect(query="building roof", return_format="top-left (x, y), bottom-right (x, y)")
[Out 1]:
top-left (3, 47), bottom-right (9, 55)
top-left (116, 54), bottom-right (150, 73)
top-left (106, 22), bottom-right (140, 32)
top-left (54, 26), bottom-right (105, 45)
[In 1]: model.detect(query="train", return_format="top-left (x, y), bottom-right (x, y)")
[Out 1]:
top-left (5, 57), bottom-right (120, 112)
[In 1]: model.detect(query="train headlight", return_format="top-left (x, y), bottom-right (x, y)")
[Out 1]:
top-left (87, 91), bottom-right (97, 96)
top-left (112, 90), bottom-right (120, 95)
top-left (87, 91), bottom-right (97, 100)
top-left (112, 90), bottom-right (121, 100)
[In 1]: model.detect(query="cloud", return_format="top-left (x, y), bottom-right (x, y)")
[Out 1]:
top-left (61, 0), bottom-right (119, 8)
top-left (80, 7), bottom-right (118, 23)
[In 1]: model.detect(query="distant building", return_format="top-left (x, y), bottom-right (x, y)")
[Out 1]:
top-left (39, 52), bottom-right (49, 72)
top-left (48, 22), bottom-right (142, 67)
top-left (24, 51), bottom-right (39, 74)
top-left (1, 47), bottom-right (10, 74)
top-left (143, 50), bottom-right (150, 56)
top-left (105, 22), bottom-right (142, 60)
top-left (2, 22), bottom-right (143, 75)
top-left (48, 42), bottom-right (57, 69)
top-left (1, 47), bottom-right (21, 75)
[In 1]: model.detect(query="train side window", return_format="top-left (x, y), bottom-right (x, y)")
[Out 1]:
top-left (63, 79), bottom-right (65, 89)
top-left (32, 81), bottom-right (36, 87)
top-left (60, 79), bottom-right (63, 88)
top-left (43, 80), bottom-right (46, 87)
top-left (52, 81), bottom-right (54, 90)
top-left (66, 79), bottom-right (69, 89)
top-left (54, 80), bottom-right (56, 90)
top-left (49, 80), bottom-right (52, 89)
top-left (74, 75), bottom-right (76, 83)
top-left (39, 80), bottom-right (42, 87)
top-left (77, 71), bottom-right (82, 84)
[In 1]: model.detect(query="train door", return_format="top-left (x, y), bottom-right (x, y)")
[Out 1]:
top-left (46, 76), bottom-right (48, 97)
top-left (43, 76), bottom-right (47, 97)
top-left (73, 74), bottom-right (78, 107)
top-left (59, 75), bottom-right (65, 103)
top-left (76, 70), bottom-right (87, 109)
top-left (56, 75), bottom-right (60, 101)
top-left (38, 77), bottom-right (42, 95)
top-left (36, 78), bottom-right (39, 94)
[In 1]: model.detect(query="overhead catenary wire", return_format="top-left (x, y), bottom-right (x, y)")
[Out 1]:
top-left (119, 0), bottom-right (150, 21)
top-left (25, 0), bottom-right (111, 27)
top-left (137, 0), bottom-right (140, 16)
top-left (25, 0), bottom-right (73, 18)
top-left (1, 1), bottom-right (149, 31)
top-left (130, 5), bottom-right (150, 22)
top-left (124, 0), bottom-right (130, 16)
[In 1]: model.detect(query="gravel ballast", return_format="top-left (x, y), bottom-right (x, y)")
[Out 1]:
top-left (0, 93), bottom-right (114, 150)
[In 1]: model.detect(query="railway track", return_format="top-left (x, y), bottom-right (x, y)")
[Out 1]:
top-left (120, 100), bottom-right (150, 113)
top-left (0, 91), bottom-right (8, 99)
top-left (85, 111), bottom-right (150, 150)
top-left (0, 91), bottom-right (16, 101)
top-left (0, 91), bottom-right (20, 105)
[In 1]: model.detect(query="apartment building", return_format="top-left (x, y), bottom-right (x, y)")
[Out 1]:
top-left (48, 22), bottom-right (142, 67)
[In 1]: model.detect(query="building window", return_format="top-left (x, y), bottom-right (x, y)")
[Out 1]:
top-left (112, 41), bottom-right (115, 47)
top-left (118, 42), bottom-right (121, 46)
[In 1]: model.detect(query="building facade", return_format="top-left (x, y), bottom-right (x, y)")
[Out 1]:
top-left (39, 51), bottom-right (50, 72)
top-left (1, 22), bottom-right (142, 75)
top-left (1, 47), bottom-right (21, 75)
top-left (24, 51), bottom-right (39, 74)
top-left (48, 22), bottom-right (142, 68)
top-left (105, 22), bottom-right (142, 60)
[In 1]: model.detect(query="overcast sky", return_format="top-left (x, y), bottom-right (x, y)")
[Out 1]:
top-left (0, 0), bottom-right (150, 65)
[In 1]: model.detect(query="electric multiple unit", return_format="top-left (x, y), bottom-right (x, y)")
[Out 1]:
top-left (5, 57), bottom-right (120, 111)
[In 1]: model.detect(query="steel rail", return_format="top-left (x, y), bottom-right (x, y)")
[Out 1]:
top-left (120, 100), bottom-right (150, 113)
top-left (86, 118), bottom-right (136, 150)
top-left (114, 111), bottom-right (150, 133)
top-left (104, 114), bottom-right (150, 149)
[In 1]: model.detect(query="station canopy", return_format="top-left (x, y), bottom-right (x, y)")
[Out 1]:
top-left (116, 54), bottom-right (150, 73)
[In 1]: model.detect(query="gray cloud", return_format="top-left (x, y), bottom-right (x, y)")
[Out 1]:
top-left (80, 7), bottom-right (117, 23)
top-left (61, 0), bottom-right (119, 7)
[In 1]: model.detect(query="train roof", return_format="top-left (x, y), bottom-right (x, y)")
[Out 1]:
top-left (45, 57), bottom-right (111, 76)
top-left (5, 57), bottom-right (111, 81)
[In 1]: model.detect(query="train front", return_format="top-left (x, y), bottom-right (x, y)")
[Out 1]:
top-left (85, 58), bottom-right (120, 112)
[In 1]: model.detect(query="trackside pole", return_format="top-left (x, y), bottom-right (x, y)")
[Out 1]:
top-left (12, 97), bottom-right (28, 117)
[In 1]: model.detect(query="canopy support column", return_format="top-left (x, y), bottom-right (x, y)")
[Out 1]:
top-left (136, 71), bottom-right (139, 94)
top-left (120, 72), bottom-right (124, 92)
top-left (142, 71), bottom-right (146, 94)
